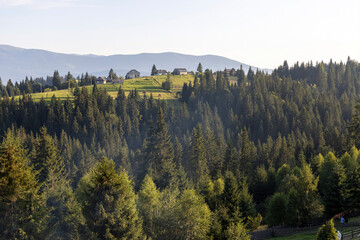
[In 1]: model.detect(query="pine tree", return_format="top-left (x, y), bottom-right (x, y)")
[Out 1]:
top-left (52, 70), bottom-right (62, 90)
top-left (0, 131), bottom-right (47, 239)
top-left (348, 99), bottom-right (360, 148)
top-left (197, 63), bottom-right (203, 73)
top-left (247, 67), bottom-right (255, 82)
top-left (239, 128), bottom-right (252, 176)
top-left (33, 127), bottom-right (65, 188)
top-left (151, 64), bottom-right (157, 76)
top-left (317, 62), bottom-right (328, 91)
top-left (77, 157), bottom-right (144, 239)
top-left (137, 175), bottom-right (161, 239)
top-left (108, 68), bottom-right (118, 80)
top-left (189, 124), bottom-right (209, 187)
top-left (147, 108), bottom-right (176, 189)
top-left (237, 66), bottom-right (246, 87)
top-left (221, 172), bottom-right (242, 224)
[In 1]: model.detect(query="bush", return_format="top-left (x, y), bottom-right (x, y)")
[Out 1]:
top-left (247, 213), bottom-right (262, 231)
top-left (224, 221), bottom-right (250, 240)
top-left (316, 219), bottom-right (337, 240)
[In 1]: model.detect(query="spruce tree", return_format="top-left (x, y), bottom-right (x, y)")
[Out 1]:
top-left (137, 175), bottom-right (161, 239)
top-left (147, 108), bottom-right (176, 189)
top-left (189, 124), bottom-right (209, 187)
top-left (197, 63), bottom-right (203, 73)
top-left (0, 131), bottom-right (47, 239)
top-left (77, 157), bottom-right (144, 239)
top-left (151, 64), bottom-right (157, 76)
top-left (52, 70), bottom-right (62, 90)
top-left (33, 126), bottom-right (65, 188)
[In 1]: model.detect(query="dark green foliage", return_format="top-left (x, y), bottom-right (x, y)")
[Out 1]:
top-left (108, 68), bottom-right (118, 80)
top-left (1, 58), bottom-right (360, 237)
top-left (52, 70), bottom-right (62, 90)
top-left (33, 127), bottom-right (65, 187)
top-left (151, 64), bottom-right (157, 76)
top-left (265, 192), bottom-right (287, 226)
top-left (197, 63), bottom-right (203, 73)
top-left (318, 152), bottom-right (347, 216)
top-left (0, 131), bottom-right (47, 239)
top-left (188, 124), bottom-right (209, 187)
top-left (77, 157), bottom-right (144, 239)
top-left (146, 108), bottom-right (176, 189)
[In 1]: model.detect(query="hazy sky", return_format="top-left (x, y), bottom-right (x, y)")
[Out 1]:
top-left (0, 0), bottom-right (359, 69)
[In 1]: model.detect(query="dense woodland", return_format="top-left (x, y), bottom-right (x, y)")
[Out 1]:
top-left (1, 58), bottom-right (360, 239)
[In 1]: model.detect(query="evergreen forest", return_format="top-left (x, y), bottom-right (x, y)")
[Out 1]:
top-left (1, 58), bottom-right (360, 239)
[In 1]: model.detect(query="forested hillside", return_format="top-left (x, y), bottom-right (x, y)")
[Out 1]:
top-left (1, 58), bottom-right (360, 239)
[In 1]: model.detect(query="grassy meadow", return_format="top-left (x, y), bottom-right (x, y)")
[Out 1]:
top-left (14, 74), bottom-right (194, 102)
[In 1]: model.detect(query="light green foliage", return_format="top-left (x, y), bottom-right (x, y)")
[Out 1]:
top-left (311, 154), bottom-right (324, 176)
top-left (316, 219), bottom-right (337, 240)
top-left (172, 189), bottom-right (212, 240)
top-left (340, 152), bottom-right (357, 174)
top-left (247, 213), bottom-right (263, 231)
top-left (286, 163), bottom-right (323, 226)
top-left (138, 175), bottom-right (161, 239)
top-left (224, 221), bottom-right (250, 240)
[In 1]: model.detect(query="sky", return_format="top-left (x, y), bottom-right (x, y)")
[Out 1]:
top-left (0, 0), bottom-right (359, 69)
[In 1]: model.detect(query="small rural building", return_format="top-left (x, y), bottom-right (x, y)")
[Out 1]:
top-left (155, 69), bottom-right (168, 75)
top-left (172, 68), bottom-right (187, 75)
top-left (96, 76), bottom-right (107, 84)
top-left (112, 78), bottom-right (124, 84)
top-left (126, 69), bottom-right (140, 79)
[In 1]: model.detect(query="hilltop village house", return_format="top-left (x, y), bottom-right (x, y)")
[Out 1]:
top-left (126, 69), bottom-right (140, 79)
top-left (172, 68), bottom-right (187, 75)
top-left (155, 69), bottom-right (167, 75)
top-left (96, 76), bottom-right (108, 84)
top-left (96, 76), bottom-right (124, 84)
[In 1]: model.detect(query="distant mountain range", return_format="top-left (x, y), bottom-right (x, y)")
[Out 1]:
top-left (0, 44), bottom-right (272, 81)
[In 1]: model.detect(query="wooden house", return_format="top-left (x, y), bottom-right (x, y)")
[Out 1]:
top-left (172, 68), bottom-right (187, 75)
top-left (126, 69), bottom-right (140, 79)
top-left (112, 78), bottom-right (124, 84)
top-left (96, 76), bottom-right (107, 84)
top-left (155, 69), bottom-right (168, 75)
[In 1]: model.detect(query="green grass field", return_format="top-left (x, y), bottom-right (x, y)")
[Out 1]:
top-left (14, 74), bottom-right (194, 102)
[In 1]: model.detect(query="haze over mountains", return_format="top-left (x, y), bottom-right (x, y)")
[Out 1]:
top-left (0, 44), bottom-right (271, 82)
